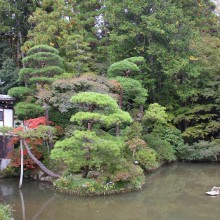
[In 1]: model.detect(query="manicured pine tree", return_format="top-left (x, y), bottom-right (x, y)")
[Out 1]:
top-left (108, 57), bottom-right (147, 118)
top-left (51, 92), bottom-right (132, 178)
top-left (70, 92), bottom-right (132, 133)
top-left (19, 44), bottom-right (64, 86)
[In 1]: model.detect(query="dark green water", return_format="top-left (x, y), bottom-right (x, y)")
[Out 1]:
top-left (1, 163), bottom-right (220, 220)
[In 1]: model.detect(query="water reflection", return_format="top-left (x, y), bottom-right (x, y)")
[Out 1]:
top-left (19, 190), bottom-right (26, 220)
top-left (1, 163), bottom-right (220, 220)
top-left (0, 184), bottom-right (14, 196)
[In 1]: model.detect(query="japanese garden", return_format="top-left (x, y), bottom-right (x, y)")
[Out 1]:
top-left (0, 0), bottom-right (220, 219)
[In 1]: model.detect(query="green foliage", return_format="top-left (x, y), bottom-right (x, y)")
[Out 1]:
top-left (126, 137), bottom-right (159, 170)
top-left (14, 102), bottom-right (44, 120)
top-left (27, 44), bottom-right (59, 55)
top-left (8, 87), bottom-right (33, 100)
top-left (0, 58), bottom-right (19, 94)
top-left (60, 34), bottom-right (93, 74)
top-left (71, 112), bottom-right (104, 127)
top-left (111, 163), bottom-right (144, 187)
top-left (0, 204), bottom-right (13, 220)
top-left (151, 125), bottom-right (186, 159)
top-left (173, 0), bottom-right (219, 32)
top-left (22, 52), bottom-right (63, 68)
top-left (173, 104), bottom-right (220, 142)
top-left (48, 109), bottom-right (72, 127)
top-left (0, 0), bottom-right (39, 68)
top-left (22, 0), bottom-right (94, 74)
top-left (19, 44), bottom-right (64, 85)
top-left (183, 139), bottom-right (220, 161)
top-left (123, 122), bottom-right (143, 140)
top-left (51, 130), bottom-right (125, 173)
top-left (144, 134), bottom-right (176, 163)
top-left (70, 92), bottom-right (132, 131)
top-left (108, 59), bottom-right (140, 78)
top-left (0, 0), bottom-right (219, 184)
top-left (71, 92), bottom-right (119, 112)
top-left (143, 103), bottom-right (168, 132)
top-left (125, 57), bottom-right (145, 65)
top-left (105, 0), bottom-right (200, 109)
top-left (136, 149), bottom-right (159, 171)
top-left (48, 74), bottom-right (114, 113)
top-left (71, 110), bottom-right (132, 128)
top-left (53, 165), bottom-right (145, 195)
top-left (106, 110), bottom-right (132, 126)
top-left (0, 166), bottom-right (18, 177)
top-left (113, 76), bottom-right (148, 109)
top-left (23, 0), bottom-right (76, 51)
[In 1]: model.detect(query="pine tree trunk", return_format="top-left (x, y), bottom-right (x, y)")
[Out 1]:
top-left (116, 123), bottom-right (120, 136)
top-left (18, 31), bottom-right (25, 68)
top-left (119, 92), bottom-right (123, 109)
top-left (82, 147), bottom-right (90, 178)
top-left (22, 139), bottom-right (60, 178)
top-left (45, 108), bottom-right (49, 125)
top-left (88, 121), bottom-right (93, 130)
top-left (139, 105), bottom-right (144, 120)
top-left (82, 165), bottom-right (89, 178)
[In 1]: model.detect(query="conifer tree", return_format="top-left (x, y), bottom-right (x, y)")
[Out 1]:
top-left (19, 44), bottom-right (64, 86)
top-left (52, 92), bottom-right (132, 178)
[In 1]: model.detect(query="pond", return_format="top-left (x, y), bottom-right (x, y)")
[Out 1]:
top-left (1, 163), bottom-right (220, 220)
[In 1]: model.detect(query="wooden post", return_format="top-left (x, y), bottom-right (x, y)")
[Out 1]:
top-left (19, 139), bottom-right (24, 188)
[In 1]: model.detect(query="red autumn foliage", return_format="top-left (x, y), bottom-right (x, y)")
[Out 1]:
top-left (8, 137), bottom-right (20, 145)
top-left (24, 116), bottom-right (51, 128)
top-left (8, 147), bottom-right (42, 170)
top-left (7, 116), bottom-right (51, 170)
top-left (8, 117), bottom-right (51, 146)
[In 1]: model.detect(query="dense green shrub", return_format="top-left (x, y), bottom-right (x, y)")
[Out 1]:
top-left (126, 137), bottom-right (159, 170)
top-left (51, 131), bottom-right (125, 175)
top-left (0, 166), bottom-right (19, 177)
top-left (123, 122), bottom-right (143, 140)
top-left (0, 204), bottom-right (13, 220)
top-left (111, 162), bottom-right (144, 185)
top-left (135, 149), bottom-right (159, 170)
top-left (0, 58), bottom-right (19, 94)
top-left (152, 125), bottom-right (186, 159)
top-left (8, 86), bottom-right (33, 100)
top-left (144, 134), bottom-right (176, 163)
top-left (183, 139), bottom-right (220, 161)
top-left (14, 102), bottom-right (44, 120)
top-left (48, 109), bottom-right (73, 127)
top-left (143, 103), bottom-right (168, 132)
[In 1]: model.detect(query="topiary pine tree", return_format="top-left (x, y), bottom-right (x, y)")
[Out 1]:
top-left (19, 44), bottom-right (64, 86)
top-left (51, 130), bottom-right (125, 178)
top-left (108, 57), bottom-right (147, 117)
top-left (70, 92), bottom-right (132, 134)
top-left (52, 92), bottom-right (132, 178)
top-left (11, 44), bottom-right (64, 121)
top-left (111, 76), bottom-right (148, 111)
top-left (108, 57), bottom-right (144, 78)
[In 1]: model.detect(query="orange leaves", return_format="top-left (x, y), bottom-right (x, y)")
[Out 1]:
top-left (8, 137), bottom-right (20, 146)
top-left (24, 116), bottom-right (49, 128)
top-left (8, 147), bottom-right (42, 170)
